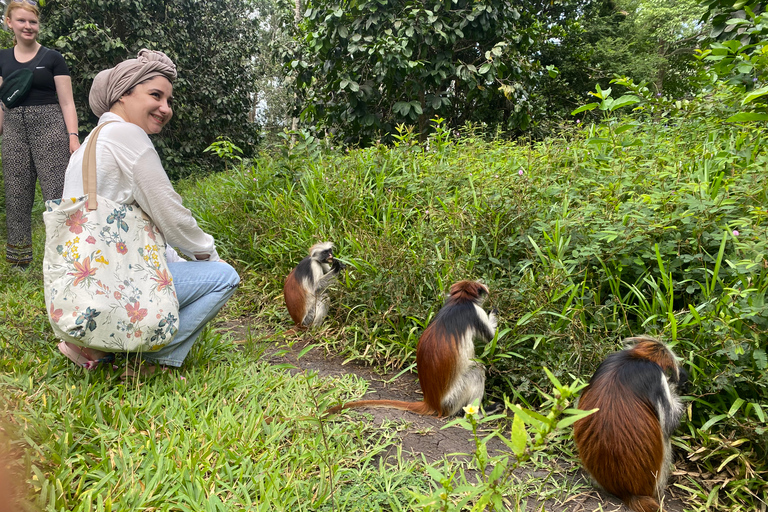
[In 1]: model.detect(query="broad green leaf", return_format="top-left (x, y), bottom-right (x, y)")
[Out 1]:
top-left (741, 86), bottom-right (768, 105)
top-left (507, 414), bottom-right (527, 457)
top-left (609, 94), bottom-right (641, 111)
top-left (571, 102), bottom-right (599, 114)
top-left (394, 101), bottom-right (410, 115)
top-left (726, 112), bottom-right (768, 122)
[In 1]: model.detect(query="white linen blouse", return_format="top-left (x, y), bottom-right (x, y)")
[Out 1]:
top-left (62, 112), bottom-right (219, 262)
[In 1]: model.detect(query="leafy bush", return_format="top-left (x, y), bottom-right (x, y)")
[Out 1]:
top-left (38, 0), bottom-right (260, 179)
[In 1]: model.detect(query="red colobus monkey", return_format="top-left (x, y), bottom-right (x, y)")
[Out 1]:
top-left (328, 280), bottom-right (498, 417)
top-left (573, 336), bottom-right (687, 512)
top-left (284, 242), bottom-right (345, 328)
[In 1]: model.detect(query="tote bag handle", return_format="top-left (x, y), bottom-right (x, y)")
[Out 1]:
top-left (83, 121), bottom-right (117, 211)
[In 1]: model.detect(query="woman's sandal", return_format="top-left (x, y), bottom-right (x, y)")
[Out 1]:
top-left (58, 342), bottom-right (115, 370)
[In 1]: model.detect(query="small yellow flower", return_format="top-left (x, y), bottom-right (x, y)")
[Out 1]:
top-left (463, 404), bottom-right (478, 416)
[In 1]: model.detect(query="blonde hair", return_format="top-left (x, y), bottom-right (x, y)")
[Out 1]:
top-left (4, 2), bottom-right (40, 32)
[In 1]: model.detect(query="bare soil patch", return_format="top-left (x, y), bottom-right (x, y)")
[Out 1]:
top-left (225, 320), bottom-right (693, 511)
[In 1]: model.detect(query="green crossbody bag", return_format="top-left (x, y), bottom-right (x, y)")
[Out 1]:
top-left (0, 47), bottom-right (49, 109)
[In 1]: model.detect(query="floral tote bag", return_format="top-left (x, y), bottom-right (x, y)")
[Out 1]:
top-left (43, 122), bottom-right (179, 352)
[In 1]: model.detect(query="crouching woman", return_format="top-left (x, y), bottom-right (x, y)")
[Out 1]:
top-left (57, 49), bottom-right (239, 376)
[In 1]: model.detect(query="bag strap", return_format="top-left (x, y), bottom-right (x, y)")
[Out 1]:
top-left (29, 46), bottom-right (48, 69)
top-left (83, 121), bottom-right (118, 211)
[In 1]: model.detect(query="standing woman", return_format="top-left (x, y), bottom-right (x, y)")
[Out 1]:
top-left (0, 0), bottom-right (80, 269)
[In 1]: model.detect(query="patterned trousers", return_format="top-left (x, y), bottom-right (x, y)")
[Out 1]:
top-left (2, 103), bottom-right (69, 266)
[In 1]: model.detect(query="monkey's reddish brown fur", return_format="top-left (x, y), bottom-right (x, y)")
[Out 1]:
top-left (576, 374), bottom-right (664, 512)
top-left (283, 268), bottom-right (306, 326)
top-left (327, 280), bottom-right (495, 417)
top-left (573, 337), bottom-right (684, 512)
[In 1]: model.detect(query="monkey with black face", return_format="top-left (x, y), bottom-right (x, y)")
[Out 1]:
top-left (284, 242), bottom-right (345, 329)
top-left (328, 280), bottom-right (498, 417)
top-left (573, 336), bottom-right (687, 512)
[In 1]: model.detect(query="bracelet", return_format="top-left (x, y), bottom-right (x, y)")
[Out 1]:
top-left (68, 132), bottom-right (79, 137)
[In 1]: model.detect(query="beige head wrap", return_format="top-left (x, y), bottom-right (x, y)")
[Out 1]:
top-left (89, 49), bottom-right (177, 117)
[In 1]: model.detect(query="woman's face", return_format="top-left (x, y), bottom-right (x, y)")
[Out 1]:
top-left (6, 7), bottom-right (39, 45)
top-left (117, 76), bottom-right (174, 134)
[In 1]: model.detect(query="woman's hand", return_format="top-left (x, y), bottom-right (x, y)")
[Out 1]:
top-left (69, 134), bottom-right (80, 153)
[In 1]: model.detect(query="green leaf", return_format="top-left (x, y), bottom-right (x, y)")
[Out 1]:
top-left (556, 408), bottom-right (597, 430)
top-left (725, 112), bottom-right (768, 122)
top-left (506, 414), bottom-right (527, 457)
top-left (754, 349), bottom-right (768, 370)
top-left (701, 414), bottom-right (728, 431)
top-left (546, 64), bottom-right (559, 78)
top-left (741, 86), bottom-right (768, 105)
top-left (609, 95), bottom-right (640, 111)
top-left (571, 103), bottom-right (599, 114)
top-left (394, 101), bottom-right (410, 115)
top-left (613, 122), bottom-right (638, 135)
top-left (508, 404), bottom-right (549, 427)
top-left (728, 398), bottom-right (745, 417)
top-left (717, 452), bottom-right (741, 472)
top-left (489, 459), bottom-right (506, 481)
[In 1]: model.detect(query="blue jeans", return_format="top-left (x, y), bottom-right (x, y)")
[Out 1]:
top-left (143, 261), bottom-right (240, 367)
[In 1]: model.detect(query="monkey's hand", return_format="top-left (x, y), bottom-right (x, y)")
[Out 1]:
top-left (332, 258), bottom-right (346, 272)
top-left (488, 307), bottom-right (499, 333)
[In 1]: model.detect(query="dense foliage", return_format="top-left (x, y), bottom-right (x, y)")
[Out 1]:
top-left (289, 0), bottom-right (584, 143)
top-left (540, 0), bottom-right (706, 107)
top-left (36, 0), bottom-right (261, 178)
top-left (287, 0), bottom-right (710, 143)
top-left (702, 0), bottom-right (766, 43)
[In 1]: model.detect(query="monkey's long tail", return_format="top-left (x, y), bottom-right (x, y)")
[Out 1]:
top-left (625, 495), bottom-right (661, 512)
top-left (326, 400), bottom-right (437, 417)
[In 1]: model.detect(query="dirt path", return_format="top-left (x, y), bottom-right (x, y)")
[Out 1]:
top-left (228, 321), bottom-right (693, 511)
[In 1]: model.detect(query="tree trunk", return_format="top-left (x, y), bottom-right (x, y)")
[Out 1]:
top-left (291, 0), bottom-right (301, 138)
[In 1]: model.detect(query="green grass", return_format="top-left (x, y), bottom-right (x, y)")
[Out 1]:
top-left (1, 318), bottom-right (430, 511)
